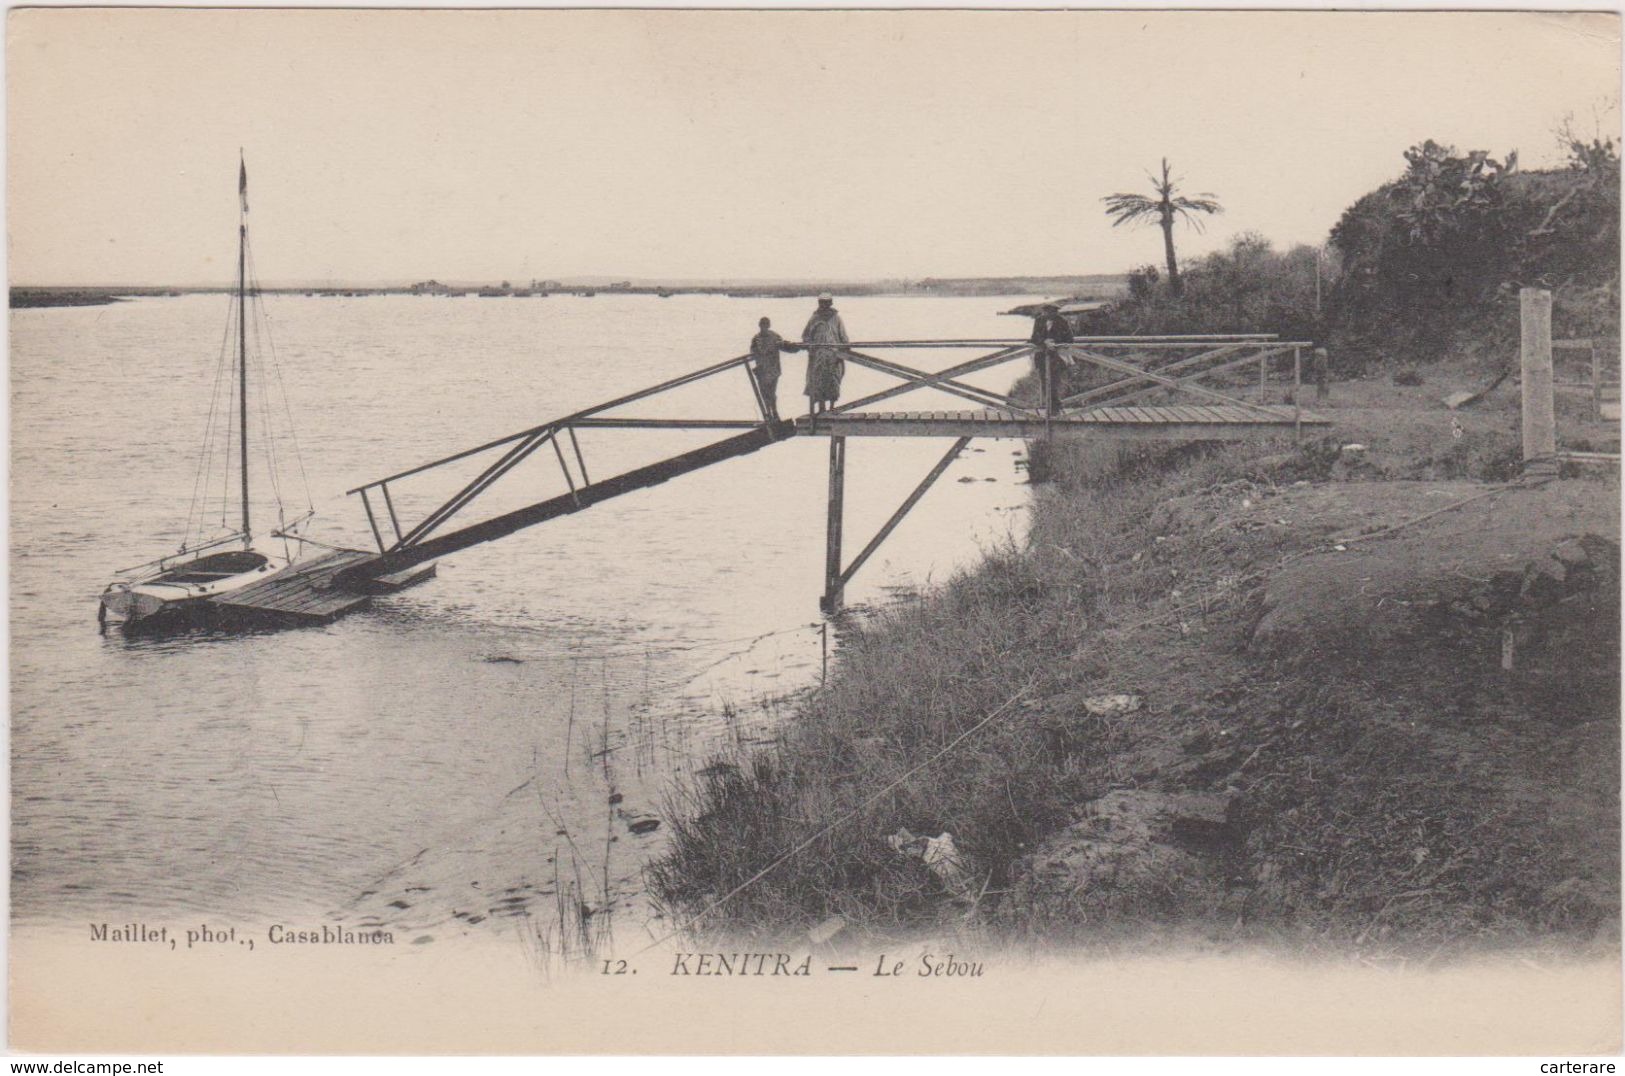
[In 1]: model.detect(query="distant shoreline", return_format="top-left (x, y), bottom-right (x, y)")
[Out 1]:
top-left (10, 289), bottom-right (129, 308)
top-left (11, 276), bottom-right (1127, 307)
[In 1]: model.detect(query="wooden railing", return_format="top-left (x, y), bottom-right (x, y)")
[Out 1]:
top-left (343, 334), bottom-right (1318, 572)
top-left (1552, 337), bottom-right (1621, 422)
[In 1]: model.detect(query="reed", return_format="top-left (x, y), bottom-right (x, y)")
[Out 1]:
top-left (646, 438), bottom-right (1230, 941)
top-left (649, 418), bottom-right (1620, 951)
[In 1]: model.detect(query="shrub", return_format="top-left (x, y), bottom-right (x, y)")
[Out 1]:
top-left (1075, 139), bottom-right (1619, 377)
top-left (1325, 139), bottom-right (1619, 369)
top-left (1076, 233), bottom-right (1323, 343)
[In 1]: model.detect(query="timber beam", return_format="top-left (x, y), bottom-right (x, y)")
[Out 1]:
top-left (820, 435), bottom-right (971, 614)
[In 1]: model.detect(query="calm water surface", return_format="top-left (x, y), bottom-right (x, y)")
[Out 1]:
top-left (11, 293), bottom-right (1036, 945)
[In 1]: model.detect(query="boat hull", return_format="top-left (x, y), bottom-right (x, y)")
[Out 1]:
top-left (98, 587), bottom-right (211, 632)
top-left (99, 548), bottom-right (289, 631)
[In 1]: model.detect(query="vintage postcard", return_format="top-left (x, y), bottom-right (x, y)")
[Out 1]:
top-left (7, 7), bottom-right (1621, 1057)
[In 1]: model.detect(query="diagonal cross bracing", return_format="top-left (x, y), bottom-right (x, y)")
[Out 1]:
top-left (1073, 344), bottom-right (1300, 410)
top-left (1061, 345), bottom-right (1289, 417)
top-left (842, 349), bottom-right (1018, 410)
top-left (832, 346), bottom-right (1031, 415)
top-left (341, 335), bottom-right (1320, 588)
top-left (1062, 342), bottom-right (1257, 408)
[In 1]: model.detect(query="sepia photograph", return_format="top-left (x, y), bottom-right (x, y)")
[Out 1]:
top-left (6, 6), bottom-right (1622, 1059)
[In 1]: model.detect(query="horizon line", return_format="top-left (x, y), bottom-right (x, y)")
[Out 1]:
top-left (11, 272), bottom-right (1132, 292)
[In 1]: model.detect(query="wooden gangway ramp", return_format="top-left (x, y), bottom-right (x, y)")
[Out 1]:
top-left (801, 403), bottom-right (1326, 439)
top-left (337, 333), bottom-right (1327, 611)
top-left (209, 549), bottom-right (435, 626)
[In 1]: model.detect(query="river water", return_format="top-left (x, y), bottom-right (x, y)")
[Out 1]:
top-left (11, 292), bottom-right (1036, 950)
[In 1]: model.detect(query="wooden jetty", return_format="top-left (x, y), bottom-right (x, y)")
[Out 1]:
top-left (805, 402), bottom-right (1318, 440)
top-left (243, 333), bottom-right (1330, 623)
top-left (207, 549), bottom-right (436, 627)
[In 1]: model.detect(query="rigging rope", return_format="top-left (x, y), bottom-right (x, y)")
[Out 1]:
top-left (246, 237), bottom-right (315, 514)
top-left (245, 266), bottom-right (286, 521)
top-left (269, 528), bottom-right (362, 555)
top-left (219, 293), bottom-right (238, 532)
top-left (182, 284), bottom-right (241, 551)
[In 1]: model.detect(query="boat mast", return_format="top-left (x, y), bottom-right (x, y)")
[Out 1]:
top-left (238, 153), bottom-right (250, 546)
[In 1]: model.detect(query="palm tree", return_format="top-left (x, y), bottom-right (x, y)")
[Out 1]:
top-left (1101, 158), bottom-right (1223, 296)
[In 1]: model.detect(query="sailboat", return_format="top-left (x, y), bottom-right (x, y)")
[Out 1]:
top-left (99, 156), bottom-right (314, 630)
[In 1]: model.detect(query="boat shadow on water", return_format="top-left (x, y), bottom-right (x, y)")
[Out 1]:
top-left (99, 572), bottom-right (445, 647)
top-left (98, 604), bottom-right (317, 647)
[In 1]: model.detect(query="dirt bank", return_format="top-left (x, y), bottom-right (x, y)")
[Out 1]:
top-left (1005, 476), bottom-right (1617, 950)
top-left (649, 367), bottom-right (1620, 957)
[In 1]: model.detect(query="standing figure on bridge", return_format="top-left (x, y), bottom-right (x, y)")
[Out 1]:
top-left (749, 316), bottom-right (798, 422)
top-left (1030, 302), bottom-right (1075, 416)
top-left (802, 293), bottom-right (850, 417)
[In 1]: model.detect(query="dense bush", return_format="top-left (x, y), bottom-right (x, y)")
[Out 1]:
top-left (1078, 138), bottom-right (1620, 373)
top-left (1055, 234), bottom-right (1326, 405)
top-left (1076, 234), bottom-right (1323, 342)
top-left (1325, 138), bottom-right (1619, 367)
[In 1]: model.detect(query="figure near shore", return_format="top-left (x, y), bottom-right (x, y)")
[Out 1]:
top-left (1029, 302), bottom-right (1075, 416)
top-left (803, 293), bottom-right (849, 416)
top-left (749, 316), bottom-right (798, 422)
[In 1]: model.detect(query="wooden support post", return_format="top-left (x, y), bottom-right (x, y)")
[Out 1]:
top-left (1258, 352), bottom-right (1267, 400)
top-left (566, 425), bottom-right (590, 485)
top-left (743, 363), bottom-right (769, 423)
top-left (1314, 347), bottom-right (1329, 401)
top-left (551, 434), bottom-right (581, 507)
top-left (1293, 346), bottom-right (1302, 441)
top-left (822, 436), bottom-right (846, 614)
top-left (1520, 288), bottom-right (1557, 476)
top-left (839, 437), bottom-right (970, 591)
top-left (359, 488), bottom-right (387, 553)
top-left (380, 482), bottom-right (403, 541)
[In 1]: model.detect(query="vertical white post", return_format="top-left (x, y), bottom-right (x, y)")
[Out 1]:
top-left (1520, 288), bottom-right (1557, 475)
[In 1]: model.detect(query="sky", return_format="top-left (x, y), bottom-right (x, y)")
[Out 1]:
top-left (7, 9), bottom-right (1620, 286)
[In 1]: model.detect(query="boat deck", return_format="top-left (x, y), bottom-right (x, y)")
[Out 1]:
top-left (208, 549), bottom-right (434, 626)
